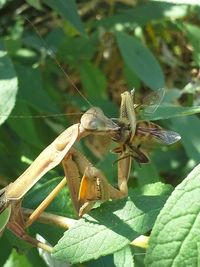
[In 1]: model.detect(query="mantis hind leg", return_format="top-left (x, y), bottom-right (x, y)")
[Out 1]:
top-left (8, 201), bottom-right (53, 252)
top-left (8, 221), bottom-right (53, 252)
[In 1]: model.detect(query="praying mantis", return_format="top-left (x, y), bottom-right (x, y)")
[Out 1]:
top-left (0, 17), bottom-right (181, 254)
top-left (0, 87), bottom-right (181, 252)
top-left (0, 105), bottom-right (131, 251)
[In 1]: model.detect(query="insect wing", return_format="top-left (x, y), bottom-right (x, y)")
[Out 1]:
top-left (141, 88), bottom-right (165, 116)
top-left (138, 126), bottom-right (181, 145)
top-left (152, 129), bottom-right (181, 145)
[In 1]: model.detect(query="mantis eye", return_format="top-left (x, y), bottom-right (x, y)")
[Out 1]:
top-left (89, 119), bottom-right (105, 130)
top-left (81, 107), bottom-right (119, 132)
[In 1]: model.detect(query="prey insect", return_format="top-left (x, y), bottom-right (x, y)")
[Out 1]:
top-left (112, 89), bottom-right (181, 164)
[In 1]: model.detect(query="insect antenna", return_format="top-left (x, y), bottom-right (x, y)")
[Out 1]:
top-left (0, 112), bottom-right (84, 120)
top-left (0, 16), bottom-right (93, 121)
top-left (24, 16), bottom-right (93, 108)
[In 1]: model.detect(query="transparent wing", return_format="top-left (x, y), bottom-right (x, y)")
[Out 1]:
top-left (137, 126), bottom-right (181, 145)
top-left (141, 88), bottom-right (165, 115)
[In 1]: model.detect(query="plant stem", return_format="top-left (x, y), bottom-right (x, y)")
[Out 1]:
top-left (23, 208), bottom-right (76, 229)
top-left (23, 208), bottom-right (149, 250)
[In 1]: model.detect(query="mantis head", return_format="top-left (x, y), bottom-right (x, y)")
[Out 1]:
top-left (81, 107), bottom-right (120, 134)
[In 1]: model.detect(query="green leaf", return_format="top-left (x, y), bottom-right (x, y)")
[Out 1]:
top-left (151, 0), bottom-right (200, 5)
top-left (114, 246), bottom-right (134, 267)
top-left (79, 61), bottom-right (107, 99)
top-left (23, 179), bottom-right (71, 246)
top-left (27, 249), bottom-right (47, 267)
top-left (116, 32), bottom-right (164, 90)
top-left (15, 63), bottom-right (59, 114)
top-left (145, 163), bottom-right (200, 267)
top-left (132, 247), bottom-right (146, 267)
top-left (3, 249), bottom-right (32, 267)
top-left (59, 33), bottom-right (97, 64)
top-left (152, 148), bottom-right (187, 176)
top-left (171, 115), bottom-right (200, 162)
top-left (45, 27), bottom-right (66, 54)
top-left (145, 104), bottom-right (200, 121)
top-left (86, 255), bottom-right (115, 267)
top-left (132, 182), bottom-right (173, 197)
top-left (124, 65), bottom-right (141, 89)
top-left (43, 0), bottom-right (85, 34)
top-left (66, 94), bottom-right (118, 117)
top-left (134, 162), bottom-right (160, 186)
top-left (53, 194), bottom-right (167, 263)
top-left (0, 205), bottom-right (11, 232)
top-left (0, 233), bottom-right (12, 266)
top-left (5, 229), bottom-right (32, 253)
top-left (7, 101), bottom-right (43, 148)
top-left (163, 88), bottom-right (183, 103)
top-left (184, 23), bottom-right (200, 67)
top-left (0, 0), bottom-right (8, 8)
top-left (25, 0), bottom-right (42, 9)
top-left (36, 235), bottom-right (70, 267)
top-left (0, 42), bottom-right (18, 125)
top-left (24, 177), bottom-right (73, 216)
top-left (97, 2), bottom-right (188, 28)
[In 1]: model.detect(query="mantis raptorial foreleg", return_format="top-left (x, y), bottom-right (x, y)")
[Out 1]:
top-left (62, 147), bottom-right (131, 217)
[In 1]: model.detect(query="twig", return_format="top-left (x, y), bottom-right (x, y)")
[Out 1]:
top-left (23, 208), bottom-right (76, 229)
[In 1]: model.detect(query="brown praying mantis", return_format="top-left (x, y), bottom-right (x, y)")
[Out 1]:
top-left (0, 105), bottom-right (131, 251)
top-left (0, 87), bottom-right (181, 252)
top-left (0, 18), bottom-right (181, 253)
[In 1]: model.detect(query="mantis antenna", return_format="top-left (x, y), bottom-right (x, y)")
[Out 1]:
top-left (24, 16), bottom-right (93, 108)
top-left (0, 17), bottom-right (94, 120)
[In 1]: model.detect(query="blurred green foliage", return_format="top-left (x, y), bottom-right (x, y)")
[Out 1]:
top-left (0, 0), bottom-right (200, 266)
